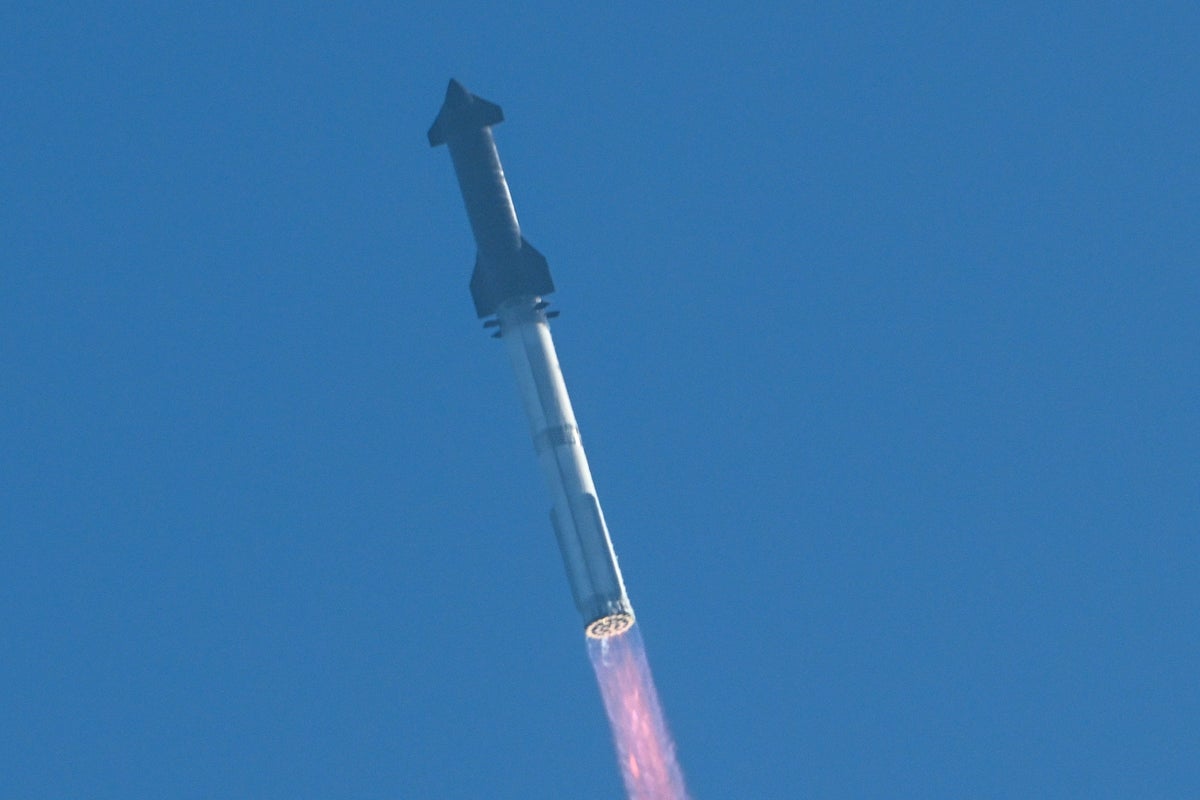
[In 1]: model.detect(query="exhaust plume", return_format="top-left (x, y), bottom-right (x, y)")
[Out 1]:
top-left (588, 625), bottom-right (689, 799)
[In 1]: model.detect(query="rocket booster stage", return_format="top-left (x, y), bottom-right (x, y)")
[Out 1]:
top-left (429, 79), bottom-right (634, 638)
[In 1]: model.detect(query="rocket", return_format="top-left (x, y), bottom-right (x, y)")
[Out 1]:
top-left (429, 79), bottom-right (635, 639)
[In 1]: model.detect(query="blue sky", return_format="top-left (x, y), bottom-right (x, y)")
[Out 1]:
top-left (3, 3), bottom-right (1197, 798)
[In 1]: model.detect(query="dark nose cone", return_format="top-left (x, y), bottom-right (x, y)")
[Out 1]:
top-left (444, 78), bottom-right (471, 108)
top-left (427, 78), bottom-right (505, 147)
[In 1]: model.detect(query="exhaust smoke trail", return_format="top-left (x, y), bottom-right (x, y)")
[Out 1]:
top-left (588, 625), bottom-right (689, 800)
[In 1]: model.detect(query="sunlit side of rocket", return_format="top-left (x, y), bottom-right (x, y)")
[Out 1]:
top-left (429, 79), bottom-right (634, 639)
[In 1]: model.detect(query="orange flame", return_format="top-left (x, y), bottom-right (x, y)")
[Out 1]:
top-left (588, 625), bottom-right (689, 799)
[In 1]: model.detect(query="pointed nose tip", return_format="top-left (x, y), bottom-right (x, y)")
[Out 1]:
top-left (444, 78), bottom-right (471, 107)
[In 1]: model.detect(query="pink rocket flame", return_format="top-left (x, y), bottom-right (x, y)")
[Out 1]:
top-left (588, 625), bottom-right (690, 800)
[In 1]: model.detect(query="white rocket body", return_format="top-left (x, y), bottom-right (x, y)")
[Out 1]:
top-left (497, 300), bottom-right (634, 638)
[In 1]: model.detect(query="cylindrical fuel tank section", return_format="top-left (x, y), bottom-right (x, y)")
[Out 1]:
top-left (445, 124), bottom-right (522, 259)
top-left (497, 298), bottom-right (635, 639)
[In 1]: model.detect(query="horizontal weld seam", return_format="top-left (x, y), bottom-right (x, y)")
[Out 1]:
top-left (534, 424), bottom-right (580, 453)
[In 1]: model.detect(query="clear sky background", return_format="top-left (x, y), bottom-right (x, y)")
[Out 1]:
top-left (3, 4), bottom-right (1197, 798)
